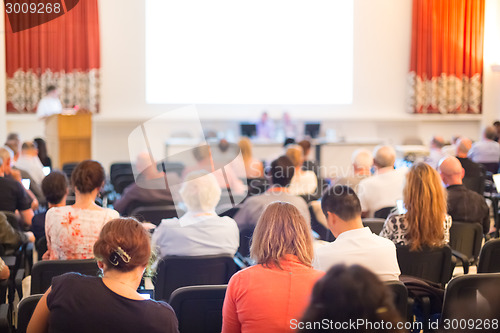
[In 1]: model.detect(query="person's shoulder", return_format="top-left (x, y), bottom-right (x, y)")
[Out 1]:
top-left (53, 272), bottom-right (96, 285)
top-left (144, 299), bottom-right (177, 316)
top-left (157, 217), bottom-right (181, 228)
top-left (105, 208), bottom-right (120, 218)
top-left (47, 205), bottom-right (70, 215)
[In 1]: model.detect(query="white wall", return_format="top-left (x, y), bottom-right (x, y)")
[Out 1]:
top-left (2, 0), bottom-right (499, 169)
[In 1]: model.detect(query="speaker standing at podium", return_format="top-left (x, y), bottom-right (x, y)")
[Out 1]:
top-left (36, 85), bottom-right (63, 119)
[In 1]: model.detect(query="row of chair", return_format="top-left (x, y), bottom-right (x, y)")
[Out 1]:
top-left (12, 272), bottom-right (500, 333)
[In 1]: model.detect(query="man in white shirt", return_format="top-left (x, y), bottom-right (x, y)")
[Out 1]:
top-left (14, 141), bottom-right (46, 185)
top-left (152, 171), bottom-right (239, 257)
top-left (36, 85), bottom-right (62, 119)
top-left (357, 145), bottom-right (407, 217)
top-left (468, 126), bottom-right (500, 165)
top-left (313, 185), bottom-right (400, 281)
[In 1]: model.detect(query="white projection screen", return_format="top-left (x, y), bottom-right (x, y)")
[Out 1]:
top-left (146, 0), bottom-right (353, 105)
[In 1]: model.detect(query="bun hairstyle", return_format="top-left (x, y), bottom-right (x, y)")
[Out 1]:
top-left (71, 160), bottom-right (105, 194)
top-left (94, 218), bottom-right (152, 273)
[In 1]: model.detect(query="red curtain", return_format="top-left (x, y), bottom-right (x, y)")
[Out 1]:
top-left (4, 0), bottom-right (100, 113)
top-left (408, 0), bottom-right (485, 114)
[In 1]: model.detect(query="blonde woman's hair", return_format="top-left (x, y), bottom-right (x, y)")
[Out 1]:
top-left (403, 162), bottom-right (448, 251)
top-left (238, 137), bottom-right (253, 163)
top-left (285, 145), bottom-right (304, 168)
top-left (250, 201), bottom-right (313, 269)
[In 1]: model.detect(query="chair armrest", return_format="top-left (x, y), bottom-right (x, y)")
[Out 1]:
top-left (451, 250), bottom-right (469, 274)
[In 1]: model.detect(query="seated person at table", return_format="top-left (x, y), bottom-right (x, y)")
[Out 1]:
top-left (234, 156), bottom-right (310, 228)
top-left (28, 218), bottom-right (179, 333)
top-left (113, 152), bottom-right (177, 216)
top-left (300, 264), bottom-right (404, 333)
top-left (438, 156), bottom-right (490, 235)
top-left (380, 162), bottom-right (452, 250)
top-left (286, 145), bottom-right (318, 196)
top-left (222, 202), bottom-right (324, 333)
top-left (313, 185), bottom-right (400, 281)
top-left (31, 171), bottom-right (68, 241)
top-left (152, 171), bottom-right (239, 257)
top-left (44, 160), bottom-right (119, 260)
top-left (357, 145), bottom-right (406, 218)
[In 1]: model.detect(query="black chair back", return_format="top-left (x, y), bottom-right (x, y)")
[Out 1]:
top-left (441, 273), bottom-right (500, 320)
top-left (385, 280), bottom-right (408, 320)
top-left (112, 173), bottom-right (136, 194)
top-left (374, 207), bottom-right (395, 219)
top-left (155, 255), bottom-right (238, 301)
top-left (396, 245), bottom-right (453, 286)
top-left (31, 259), bottom-right (99, 294)
top-left (130, 205), bottom-right (182, 226)
top-left (157, 161), bottom-right (185, 177)
top-left (169, 285), bottom-right (227, 333)
top-left (0, 303), bottom-right (11, 333)
top-left (17, 294), bottom-right (43, 333)
top-left (35, 236), bottom-right (47, 261)
top-left (462, 164), bottom-right (486, 194)
top-left (449, 222), bottom-right (483, 264)
top-left (477, 239), bottom-right (500, 273)
top-left (110, 162), bottom-right (133, 183)
top-left (362, 218), bottom-right (386, 235)
top-left (62, 162), bottom-right (78, 179)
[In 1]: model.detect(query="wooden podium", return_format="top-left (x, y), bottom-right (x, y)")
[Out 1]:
top-left (45, 113), bottom-right (92, 169)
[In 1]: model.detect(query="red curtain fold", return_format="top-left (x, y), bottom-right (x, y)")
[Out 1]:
top-left (408, 0), bottom-right (485, 114)
top-left (4, 0), bottom-right (100, 113)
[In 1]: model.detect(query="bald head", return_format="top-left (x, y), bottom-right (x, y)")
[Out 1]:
top-left (438, 156), bottom-right (464, 186)
top-left (373, 145), bottom-right (396, 169)
top-left (456, 137), bottom-right (472, 158)
top-left (352, 149), bottom-right (373, 174)
top-left (431, 136), bottom-right (445, 149)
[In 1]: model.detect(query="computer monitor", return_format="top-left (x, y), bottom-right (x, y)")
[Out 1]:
top-left (240, 123), bottom-right (257, 138)
top-left (304, 123), bottom-right (321, 138)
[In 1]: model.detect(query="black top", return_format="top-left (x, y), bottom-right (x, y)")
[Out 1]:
top-left (31, 211), bottom-right (47, 241)
top-left (0, 176), bottom-right (32, 213)
top-left (47, 273), bottom-right (179, 333)
top-left (446, 184), bottom-right (490, 234)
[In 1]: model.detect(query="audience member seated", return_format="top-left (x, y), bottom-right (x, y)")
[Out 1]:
top-left (113, 152), bottom-right (178, 216)
top-left (438, 156), bottom-right (490, 235)
top-left (44, 160), bottom-right (119, 260)
top-left (234, 156), bottom-right (310, 228)
top-left (0, 151), bottom-right (34, 226)
top-left (182, 145), bottom-right (246, 195)
top-left (286, 145), bottom-right (318, 195)
top-left (236, 137), bottom-right (264, 179)
top-left (152, 171), bottom-right (239, 257)
top-left (455, 137), bottom-right (485, 193)
top-left (380, 162), bottom-right (452, 250)
top-left (300, 265), bottom-right (404, 333)
top-left (468, 126), bottom-right (500, 169)
top-left (3, 132), bottom-right (20, 162)
top-left (31, 171), bottom-right (68, 241)
top-left (0, 258), bottom-right (9, 280)
top-left (34, 137), bottom-right (52, 168)
top-left (332, 148), bottom-right (373, 193)
top-left (357, 145), bottom-right (406, 218)
top-left (313, 186), bottom-right (400, 281)
top-left (15, 141), bottom-right (45, 185)
top-left (298, 139), bottom-right (319, 176)
top-left (28, 218), bottom-right (179, 333)
top-left (0, 211), bottom-right (35, 254)
top-left (222, 202), bottom-right (324, 333)
top-left (256, 111), bottom-right (274, 140)
top-left (425, 136), bottom-right (446, 169)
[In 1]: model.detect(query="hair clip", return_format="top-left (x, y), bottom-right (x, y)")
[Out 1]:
top-left (376, 307), bottom-right (388, 314)
top-left (109, 247), bottom-right (131, 266)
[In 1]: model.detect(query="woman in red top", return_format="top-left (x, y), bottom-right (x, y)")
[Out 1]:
top-left (222, 202), bottom-right (324, 333)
